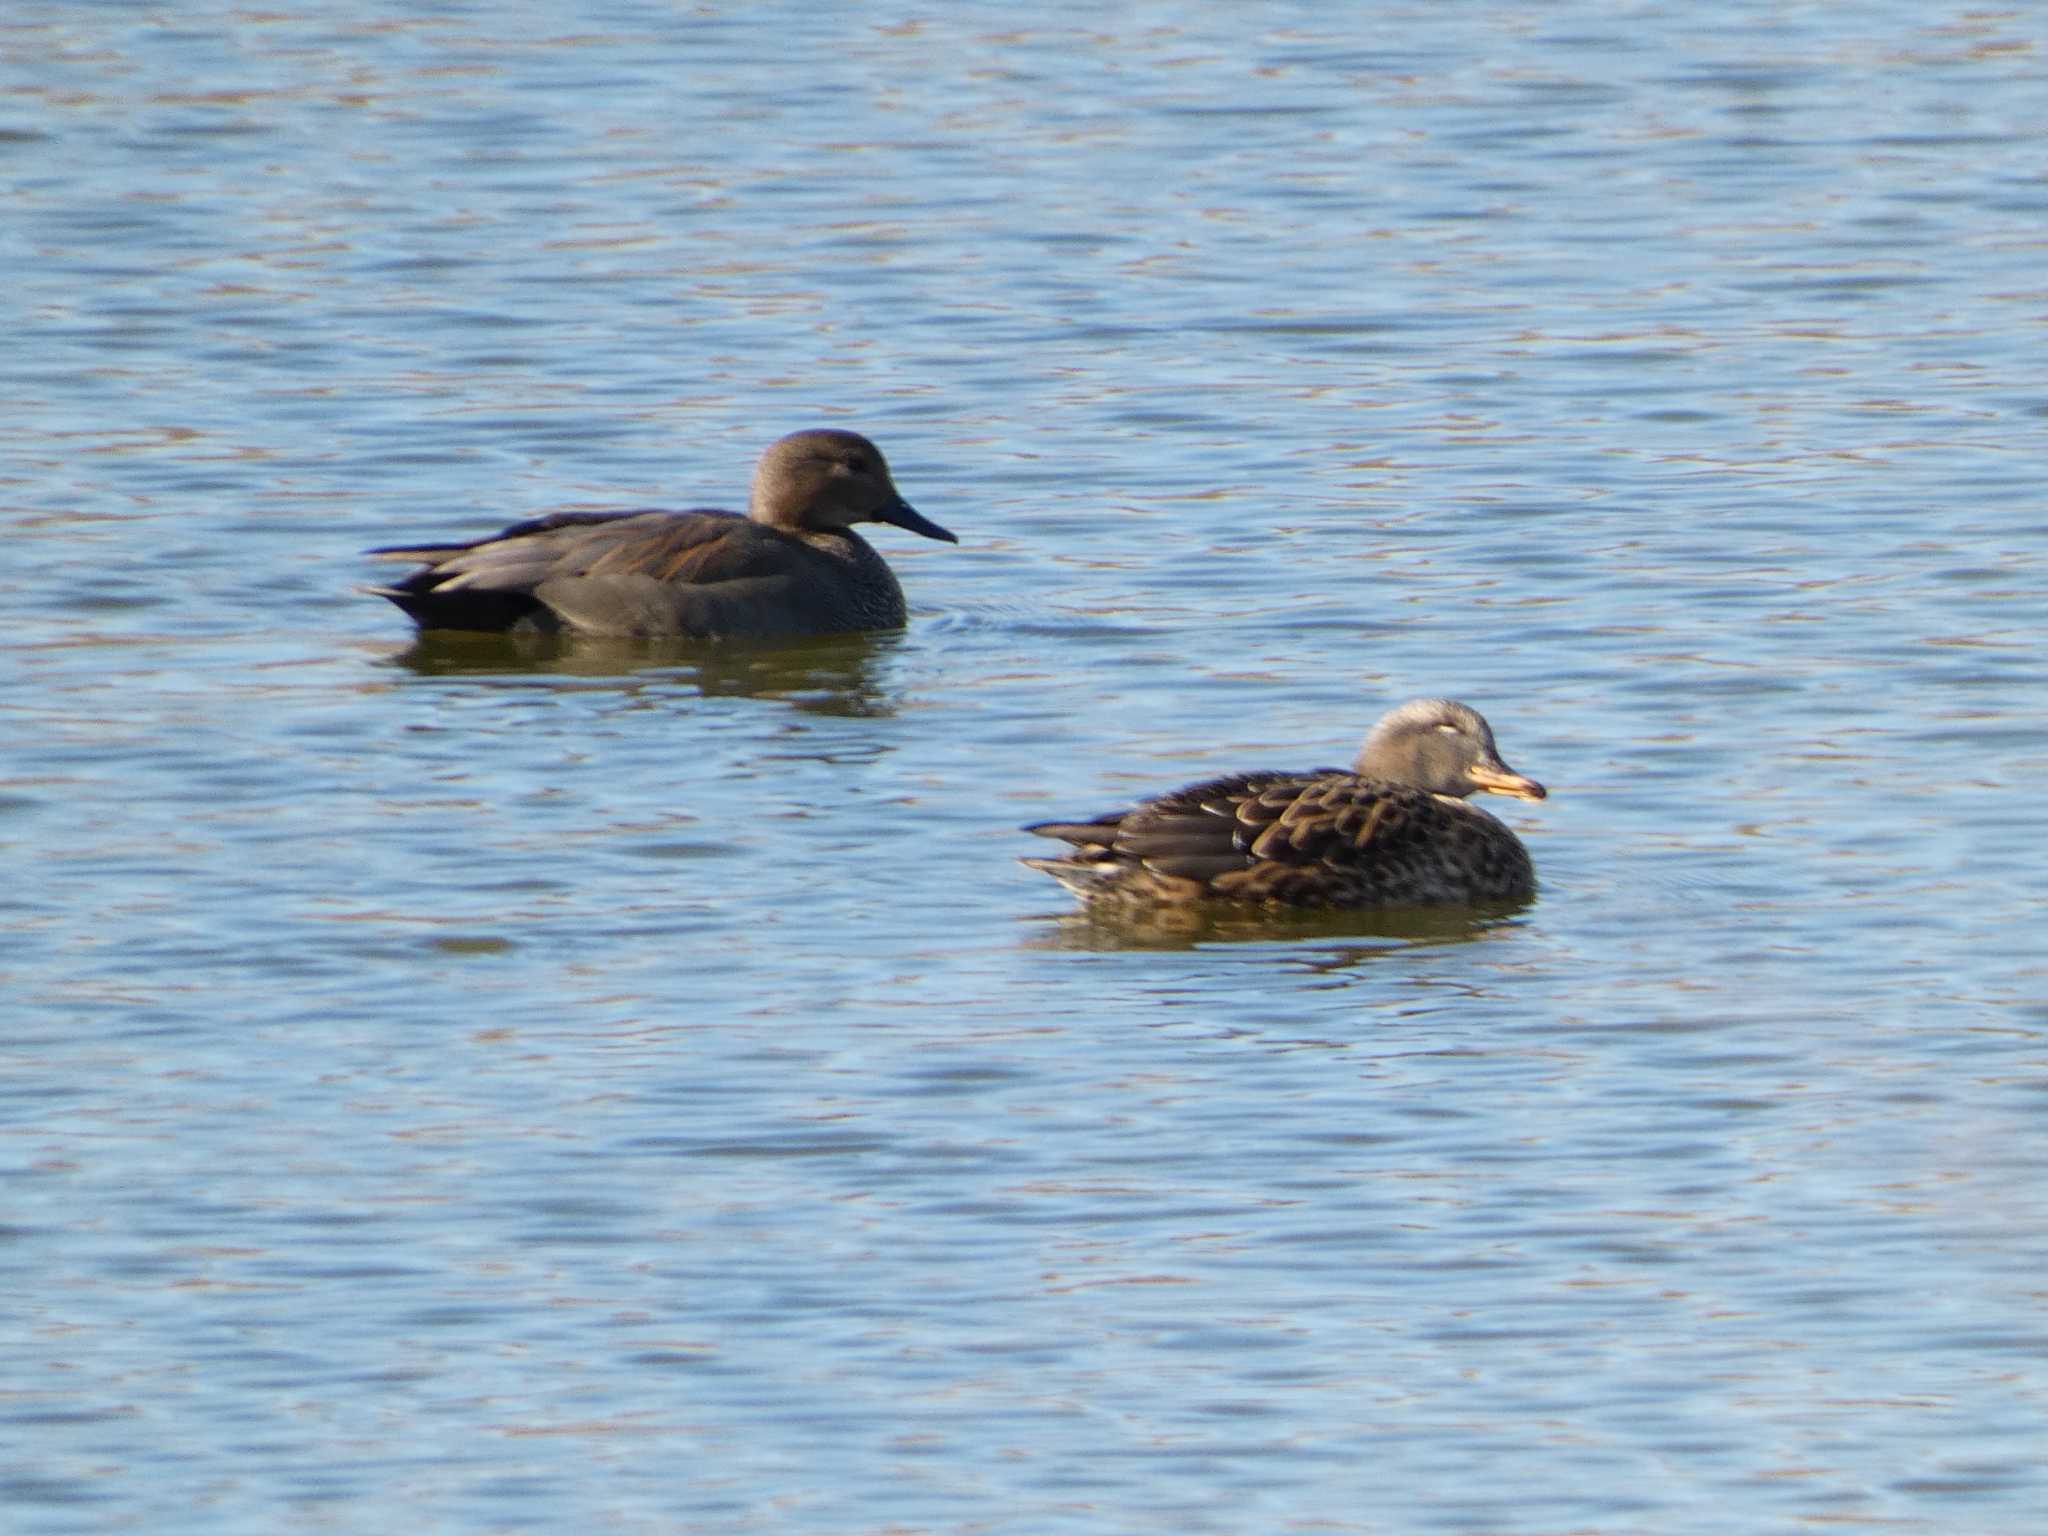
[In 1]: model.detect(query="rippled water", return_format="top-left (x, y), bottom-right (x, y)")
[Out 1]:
top-left (7, 3), bottom-right (2048, 1532)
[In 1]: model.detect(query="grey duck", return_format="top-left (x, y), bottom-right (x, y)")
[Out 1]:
top-left (366, 428), bottom-right (954, 640)
top-left (1022, 698), bottom-right (1546, 911)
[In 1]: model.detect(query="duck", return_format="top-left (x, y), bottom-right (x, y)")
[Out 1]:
top-left (365, 428), bottom-right (954, 639)
top-left (1021, 698), bottom-right (1546, 910)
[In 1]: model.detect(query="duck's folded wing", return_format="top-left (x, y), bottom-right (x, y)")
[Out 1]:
top-left (1109, 771), bottom-right (1331, 880)
top-left (1023, 769), bottom-right (1390, 887)
top-left (1235, 776), bottom-right (1459, 865)
top-left (370, 510), bottom-right (738, 591)
top-left (369, 510), bottom-right (799, 635)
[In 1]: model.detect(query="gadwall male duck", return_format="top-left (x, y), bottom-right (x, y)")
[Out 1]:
top-left (1022, 698), bottom-right (1546, 910)
top-left (366, 428), bottom-right (954, 639)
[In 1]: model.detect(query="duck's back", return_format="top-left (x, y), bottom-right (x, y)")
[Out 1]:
top-left (370, 508), bottom-right (908, 639)
top-left (1025, 769), bottom-right (1536, 908)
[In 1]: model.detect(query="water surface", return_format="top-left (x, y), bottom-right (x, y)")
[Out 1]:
top-left (5, 3), bottom-right (2048, 1532)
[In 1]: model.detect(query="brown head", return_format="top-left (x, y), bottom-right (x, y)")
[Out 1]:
top-left (1352, 698), bottom-right (1546, 801)
top-left (747, 429), bottom-right (956, 543)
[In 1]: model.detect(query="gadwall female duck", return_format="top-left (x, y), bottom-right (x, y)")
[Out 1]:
top-left (366, 428), bottom-right (954, 639)
top-left (1022, 698), bottom-right (1546, 910)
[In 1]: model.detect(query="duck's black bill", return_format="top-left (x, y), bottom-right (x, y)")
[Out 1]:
top-left (878, 499), bottom-right (958, 544)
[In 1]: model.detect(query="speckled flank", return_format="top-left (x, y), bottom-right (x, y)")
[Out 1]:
top-left (1024, 699), bottom-right (1544, 911)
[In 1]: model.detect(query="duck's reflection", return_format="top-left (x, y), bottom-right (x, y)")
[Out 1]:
top-left (1022, 899), bottom-right (1531, 954)
top-left (382, 628), bottom-right (901, 717)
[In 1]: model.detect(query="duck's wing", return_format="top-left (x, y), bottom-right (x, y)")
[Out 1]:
top-left (367, 509), bottom-right (797, 635)
top-left (1026, 770), bottom-right (1341, 885)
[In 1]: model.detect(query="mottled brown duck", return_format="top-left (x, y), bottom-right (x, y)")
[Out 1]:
top-left (1022, 698), bottom-right (1546, 910)
top-left (366, 428), bottom-right (954, 639)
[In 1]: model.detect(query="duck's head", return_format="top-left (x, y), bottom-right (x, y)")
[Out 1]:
top-left (751, 428), bottom-right (956, 543)
top-left (1353, 698), bottom-right (1546, 801)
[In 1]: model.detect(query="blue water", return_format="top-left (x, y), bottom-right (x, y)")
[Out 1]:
top-left (6, 3), bottom-right (2048, 1532)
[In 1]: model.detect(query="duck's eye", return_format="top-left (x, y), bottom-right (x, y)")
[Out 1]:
top-left (1436, 723), bottom-right (1462, 736)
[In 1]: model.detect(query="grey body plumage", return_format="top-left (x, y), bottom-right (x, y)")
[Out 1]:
top-left (366, 428), bottom-right (953, 640)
